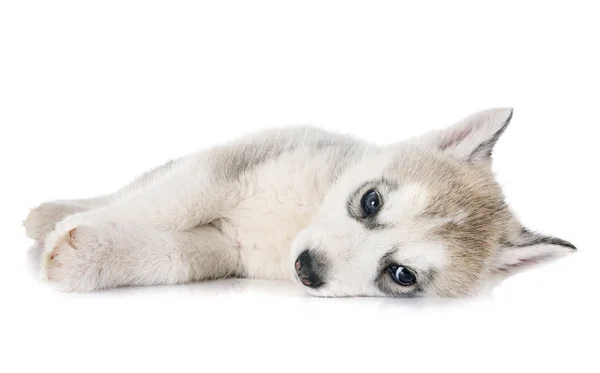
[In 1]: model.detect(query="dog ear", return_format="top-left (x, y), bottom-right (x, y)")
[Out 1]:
top-left (492, 225), bottom-right (576, 271)
top-left (420, 108), bottom-right (513, 164)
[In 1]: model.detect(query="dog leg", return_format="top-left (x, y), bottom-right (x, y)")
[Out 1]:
top-left (40, 220), bottom-right (239, 291)
top-left (23, 158), bottom-right (185, 242)
top-left (62, 157), bottom-right (241, 231)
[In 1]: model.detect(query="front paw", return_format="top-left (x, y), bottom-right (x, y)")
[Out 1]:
top-left (41, 220), bottom-right (114, 292)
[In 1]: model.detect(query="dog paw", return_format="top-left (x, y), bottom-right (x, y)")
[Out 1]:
top-left (23, 202), bottom-right (83, 243)
top-left (40, 220), bottom-right (113, 292)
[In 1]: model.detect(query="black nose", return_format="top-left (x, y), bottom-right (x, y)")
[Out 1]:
top-left (295, 250), bottom-right (324, 288)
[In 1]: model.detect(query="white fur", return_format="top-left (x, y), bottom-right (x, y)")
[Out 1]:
top-left (224, 148), bottom-right (334, 280)
top-left (23, 108), bottom-right (576, 297)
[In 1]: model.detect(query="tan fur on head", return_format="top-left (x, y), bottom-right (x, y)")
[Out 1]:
top-left (385, 151), bottom-right (510, 296)
top-left (404, 108), bottom-right (575, 296)
top-left (293, 108), bottom-right (576, 297)
top-left (406, 109), bottom-right (575, 296)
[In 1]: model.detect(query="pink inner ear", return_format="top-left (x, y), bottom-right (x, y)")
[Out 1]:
top-left (438, 126), bottom-right (474, 150)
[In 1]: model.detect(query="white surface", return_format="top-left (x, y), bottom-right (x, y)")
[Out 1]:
top-left (1, 1), bottom-right (598, 372)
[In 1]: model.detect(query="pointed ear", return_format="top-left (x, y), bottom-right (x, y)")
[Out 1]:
top-left (421, 108), bottom-right (514, 164)
top-left (492, 227), bottom-right (577, 271)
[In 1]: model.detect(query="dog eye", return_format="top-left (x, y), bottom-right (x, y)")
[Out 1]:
top-left (387, 265), bottom-right (416, 286)
top-left (361, 190), bottom-right (381, 216)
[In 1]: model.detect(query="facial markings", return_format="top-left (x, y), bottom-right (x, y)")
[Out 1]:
top-left (373, 249), bottom-right (439, 297)
top-left (344, 178), bottom-right (448, 297)
top-left (345, 178), bottom-right (398, 230)
top-left (333, 150), bottom-right (511, 297)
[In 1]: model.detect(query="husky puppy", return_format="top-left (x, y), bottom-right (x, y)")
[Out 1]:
top-left (23, 108), bottom-right (576, 297)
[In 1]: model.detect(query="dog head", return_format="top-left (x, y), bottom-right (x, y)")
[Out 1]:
top-left (291, 108), bottom-right (576, 297)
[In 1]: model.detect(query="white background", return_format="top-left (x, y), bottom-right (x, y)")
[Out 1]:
top-left (1, 1), bottom-right (598, 372)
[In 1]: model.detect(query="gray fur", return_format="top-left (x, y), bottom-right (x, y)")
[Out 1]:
top-left (207, 126), bottom-right (366, 182)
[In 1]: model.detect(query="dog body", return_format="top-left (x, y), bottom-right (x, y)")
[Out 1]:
top-left (24, 108), bottom-right (576, 297)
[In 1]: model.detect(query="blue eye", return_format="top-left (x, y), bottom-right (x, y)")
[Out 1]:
top-left (361, 190), bottom-right (381, 216)
top-left (387, 265), bottom-right (416, 286)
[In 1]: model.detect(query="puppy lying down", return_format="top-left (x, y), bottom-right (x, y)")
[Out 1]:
top-left (23, 108), bottom-right (576, 297)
